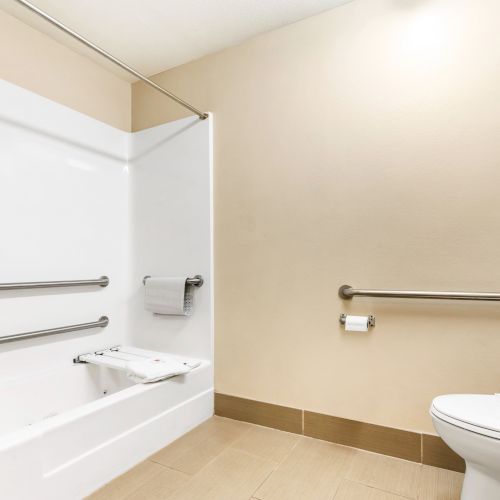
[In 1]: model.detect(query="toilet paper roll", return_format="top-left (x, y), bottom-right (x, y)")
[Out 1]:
top-left (344, 315), bottom-right (369, 332)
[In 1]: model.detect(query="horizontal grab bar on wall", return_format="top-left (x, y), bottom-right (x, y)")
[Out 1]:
top-left (339, 285), bottom-right (500, 302)
top-left (0, 276), bottom-right (109, 291)
top-left (0, 316), bottom-right (109, 343)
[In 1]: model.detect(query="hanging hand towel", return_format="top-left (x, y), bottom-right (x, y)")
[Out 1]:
top-left (144, 277), bottom-right (194, 315)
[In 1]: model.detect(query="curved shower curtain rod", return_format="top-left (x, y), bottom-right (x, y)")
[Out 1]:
top-left (13, 0), bottom-right (209, 120)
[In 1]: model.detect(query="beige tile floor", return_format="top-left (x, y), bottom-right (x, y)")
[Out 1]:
top-left (88, 416), bottom-right (463, 500)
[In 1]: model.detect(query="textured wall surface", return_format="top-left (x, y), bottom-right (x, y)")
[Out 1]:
top-left (132, 0), bottom-right (500, 433)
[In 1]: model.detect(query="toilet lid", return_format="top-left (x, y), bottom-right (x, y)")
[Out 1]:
top-left (431, 394), bottom-right (500, 438)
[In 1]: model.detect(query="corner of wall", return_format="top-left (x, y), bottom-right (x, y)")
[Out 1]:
top-left (0, 9), bottom-right (132, 132)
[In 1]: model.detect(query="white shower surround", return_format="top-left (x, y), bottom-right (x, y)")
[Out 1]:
top-left (0, 79), bottom-right (213, 499)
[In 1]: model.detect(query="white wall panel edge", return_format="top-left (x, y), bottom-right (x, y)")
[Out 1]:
top-left (0, 78), bottom-right (127, 160)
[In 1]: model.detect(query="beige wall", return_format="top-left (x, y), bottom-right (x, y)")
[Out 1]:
top-left (2, 0), bottom-right (500, 434)
top-left (133, 0), bottom-right (500, 433)
top-left (0, 9), bottom-right (131, 131)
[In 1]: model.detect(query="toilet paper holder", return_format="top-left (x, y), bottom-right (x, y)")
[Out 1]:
top-left (339, 314), bottom-right (376, 327)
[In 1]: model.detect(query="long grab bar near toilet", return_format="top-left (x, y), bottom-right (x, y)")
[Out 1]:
top-left (0, 316), bottom-right (109, 343)
top-left (339, 285), bottom-right (500, 301)
top-left (142, 275), bottom-right (204, 287)
top-left (0, 276), bottom-right (109, 290)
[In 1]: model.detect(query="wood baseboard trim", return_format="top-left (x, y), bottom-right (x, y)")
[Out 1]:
top-left (422, 433), bottom-right (465, 472)
top-left (304, 410), bottom-right (421, 462)
top-left (214, 392), bottom-right (465, 472)
top-left (214, 393), bottom-right (302, 434)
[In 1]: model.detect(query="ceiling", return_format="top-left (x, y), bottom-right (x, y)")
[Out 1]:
top-left (0, 0), bottom-right (353, 80)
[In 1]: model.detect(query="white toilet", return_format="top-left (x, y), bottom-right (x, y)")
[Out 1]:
top-left (431, 394), bottom-right (500, 500)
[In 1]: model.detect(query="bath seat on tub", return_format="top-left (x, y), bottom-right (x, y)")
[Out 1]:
top-left (74, 345), bottom-right (201, 383)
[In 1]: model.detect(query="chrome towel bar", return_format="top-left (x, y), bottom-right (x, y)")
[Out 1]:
top-left (143, 275), bottom-right (204, 287)
top-left (0, 316), bottom-right (109, 343)
top-left (0, 276), bottom-right (109, 291)
top-left (339, 285), bottom-right (500, 302)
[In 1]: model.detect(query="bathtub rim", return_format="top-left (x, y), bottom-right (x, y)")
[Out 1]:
top-left (0, 359), bottom-right (211, 451)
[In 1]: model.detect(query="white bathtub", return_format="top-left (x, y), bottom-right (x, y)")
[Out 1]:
top-left (0, 360), bottom-right (213, 500)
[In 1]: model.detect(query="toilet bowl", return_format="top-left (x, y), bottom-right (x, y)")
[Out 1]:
top-left (431, 394), bottom-right (500, 500)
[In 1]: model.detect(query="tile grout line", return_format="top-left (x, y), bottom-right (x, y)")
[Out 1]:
top-left (346, 478), bottom-right (418, 500)
top-left (247, 428), bottom-right (304, 500)
top-left (339, 479), bottom-right (415, 500)
top-left (121, 465), bottom-right (189, 500)
top-left (327, 458), bottom-right (352, 500)
top-left (150, 421), bottom-right (255, 476)
top-left (146, 461), bottom-right (191, 478)
top-left (187, 423), bottom-right (255, 474)
top-left (248, 465), bottom-right (276, 500)
top-left (142, 423), bottom-right (260, 500)
top-left (111, 465), bottom-right (165, 500)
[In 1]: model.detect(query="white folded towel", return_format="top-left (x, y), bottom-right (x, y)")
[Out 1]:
top-left (78, 346), bottom-right (202, 384)
top-left (126, 357), bottom-right (193, 383)
top-left (144, 277), bottom-right (194, 316)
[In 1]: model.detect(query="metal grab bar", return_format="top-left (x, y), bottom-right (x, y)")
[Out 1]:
top-left (0, 316), bottom-right (109, 343)
top-left (0, 276), bottom-right (109, 291)
top-left (186, 276), bottom-right (204, 287)
top-left (143, 275), bottom-right (204, 287)
top-left (13, 0), bottom-right (208, 120)
top-left (339, 285), bottom-right (500, 302)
